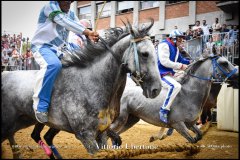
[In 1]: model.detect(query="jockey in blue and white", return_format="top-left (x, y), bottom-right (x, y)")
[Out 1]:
top-left (156, 30), bottom-right (191, 123)
top-left (31, 1), bottom-right (99, 123)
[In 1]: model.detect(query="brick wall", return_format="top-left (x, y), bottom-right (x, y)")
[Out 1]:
top-left (77, 1), bottom-right (91, 7)
top-left (196, 1), bottom-right (221, 14)
top-left (96, 17), bottom-right (111, 30)
top-left (116, 13), bottom-right (133, 27)
top-left (139, 8), bottom-right (159, 24)
top-left (165, 2), bottom-right (189, 19)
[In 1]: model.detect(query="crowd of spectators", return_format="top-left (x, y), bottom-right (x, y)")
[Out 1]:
top-left (2, 18), bottom-right (239, 72)
top-left (1, 32), bottom-right (34, 71)
top-left (169, 17), bottom-right (239, 59)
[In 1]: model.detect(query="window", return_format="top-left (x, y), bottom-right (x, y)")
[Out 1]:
top-left (96, 2), bottom-right (111, 18)
top-left (166, 1), bottom-right (186, 5)
top-left (78, 6), bottom-right (91, 20)
top-left (117, 1), bottom-right (134, 14)
top-left (140, 1), bottom-right (159, 10)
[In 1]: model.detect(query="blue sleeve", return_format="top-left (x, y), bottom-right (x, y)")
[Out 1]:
top-left (177, 53), bottom-right (190, 65)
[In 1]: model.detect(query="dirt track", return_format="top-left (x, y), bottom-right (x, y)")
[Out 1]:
top-left (1, 122), bottom-right (238, 159)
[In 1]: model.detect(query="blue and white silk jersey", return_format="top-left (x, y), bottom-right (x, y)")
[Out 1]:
top-left (156, 38), bottom-right (190, 77)
top-left (31, 1), bottom-right (86, 53)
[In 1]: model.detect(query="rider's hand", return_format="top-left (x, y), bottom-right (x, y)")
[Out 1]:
top-left (83, 29), bottom-right (99, 42)
top-left (180, 64), bottom-right (188, 70)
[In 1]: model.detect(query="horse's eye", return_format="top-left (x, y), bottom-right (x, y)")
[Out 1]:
top-left (142, 52), bottom-right (148, 58)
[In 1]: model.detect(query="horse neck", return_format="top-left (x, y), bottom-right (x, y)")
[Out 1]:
top-left (182, 60), bottom-right (213, 108)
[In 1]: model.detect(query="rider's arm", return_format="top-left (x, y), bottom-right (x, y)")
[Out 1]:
top-left (44, 1), bottom-right (86, 34)
top-left (158, 43), bottom-right (183, 70)
top-left (177, 52), bottom-right (190, 65)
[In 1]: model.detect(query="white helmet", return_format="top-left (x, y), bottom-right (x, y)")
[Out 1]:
top-left (169, 30), bottom-right (185, 39)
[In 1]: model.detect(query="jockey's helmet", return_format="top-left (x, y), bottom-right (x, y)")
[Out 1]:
top-left (169, 30), bottom-right (185, 39)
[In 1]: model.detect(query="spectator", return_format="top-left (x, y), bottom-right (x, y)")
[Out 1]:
top-left (221, 24), bottom-right (229, 33)
top-left (212, 18), bottom-right (222, 42)
top-left (228, 25), bottom-right (238, 46)
top-left (170, 26), bottom-right (183, 37)
top-left (2, 50), bottom-right (9, 66)
top-left (220, 24), bottom-right (230, 42)
top-left (11, 45), bottom-right (19, 59)
top-left (11, 45), bottom-right (20, 69)
top-left (204, 36), bottom-right (215, 56)
top-left (192, 20), bottom-right (201, 31)
top-left (192, 21), bottom-right (203, 38)
top-left (201, 20), bottom-right (211, 43)
top-left (212, 18), bottom-right (222, 33)
top-left (24, 48), bottom-right (33, 70)
top-left (185, 25), bottom-right (193, 40)
top-left (21, 37), bottom-right (31, 55)
top-left (69, 19), bottom-right (93, 49)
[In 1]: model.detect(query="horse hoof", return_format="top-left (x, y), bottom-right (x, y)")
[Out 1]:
top-left (161, 134), bottom-right (168, 140)
top-left (149, 136), bottom-right (154, 142)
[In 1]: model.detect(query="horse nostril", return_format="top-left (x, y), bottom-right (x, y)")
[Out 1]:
top-left (152, 88), bottom-right (160, 98)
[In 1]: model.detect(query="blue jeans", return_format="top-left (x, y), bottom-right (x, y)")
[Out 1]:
top-left (32, 46), bottom-right (62, 112)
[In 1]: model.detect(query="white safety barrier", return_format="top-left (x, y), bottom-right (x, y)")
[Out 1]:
top-left (217, 84), bottom-right (239, 132)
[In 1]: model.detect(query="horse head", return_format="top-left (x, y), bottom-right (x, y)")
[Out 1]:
top-left (213, 56), bottom-right (239, 88)
top-left (121, 18), bottom-right (161, 98)
top-left (185, 55), bottom-right (238, 87)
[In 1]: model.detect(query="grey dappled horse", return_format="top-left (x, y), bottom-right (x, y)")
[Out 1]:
top-left (109, 55), bottom-right (238, 144)
top-left (1, 19), bottom-right (162, 158)
top-left (149, 70), bottom-right (239, 142)
top-left (150, 54), bottom-right (239, 142)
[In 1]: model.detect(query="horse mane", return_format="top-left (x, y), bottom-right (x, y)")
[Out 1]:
top-left (179, 56), bottom-right (210, 84)
top-left (64, 18), bottom-right (154, 67)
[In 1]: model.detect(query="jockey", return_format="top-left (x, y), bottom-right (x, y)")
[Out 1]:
top-left (31, 1), bottom-right (99, 123)
top-left (156, 30), bottom-right (191, 123)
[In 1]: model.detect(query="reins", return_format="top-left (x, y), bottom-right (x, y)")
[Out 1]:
top-left (187, 57), bottom-right (237, 83)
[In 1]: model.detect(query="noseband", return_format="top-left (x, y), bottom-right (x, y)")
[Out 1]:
top-left (188, 56), bottom-right (237, 83)
top-left (124, 36), bottom-right (151, 86)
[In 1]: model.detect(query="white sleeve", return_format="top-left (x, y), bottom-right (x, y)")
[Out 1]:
top-left (53, 14), bottom-right (86, 34)
top-left (157, 43), bottom-right (182, 70)
top-left (44, 2), bottom-right (86, 34)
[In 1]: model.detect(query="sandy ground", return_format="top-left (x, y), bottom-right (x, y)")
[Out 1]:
top-left (1, 122), bottom-right (238, 159)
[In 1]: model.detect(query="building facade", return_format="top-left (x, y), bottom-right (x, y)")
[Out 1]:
top-left (75, 1), bottom-right (239, 41)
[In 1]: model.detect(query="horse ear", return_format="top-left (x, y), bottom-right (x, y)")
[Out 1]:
top-left (138, 18), bottom-right (154, 36)
top-left (126, 18), bottom-right (136, 37)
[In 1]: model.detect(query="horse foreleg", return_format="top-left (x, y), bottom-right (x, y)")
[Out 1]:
top-left (75, 130), bottom-right (99, 155)
top-left (149, 127), bottom-right (167, 142)
top-left (44, 128), bottom-right (61, 159)
top-left (96, 131), bottom-right (108, 149)
top-left (185, 123), bottom-right (203, 142)
top-left (171, 121), bottom-right (197, 143)
top-left (31, 123), bottom-right (53, 158)
top-left (8, 135), bottom-right (21, 159)
top-left (107, 129), bottom-right (122, 146)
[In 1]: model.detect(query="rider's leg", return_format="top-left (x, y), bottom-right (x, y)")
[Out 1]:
top-left (32, 46), bottom-right (62, 123)
top-left (159, 76), bottom-right (181, 123)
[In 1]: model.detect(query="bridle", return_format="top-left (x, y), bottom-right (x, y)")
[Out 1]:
top-left (124, 36), bottom-right (151, 86)
top-left (188, 56), bottom-right (237, 83)
top-left (100, 34), bottom-right (151, 86)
